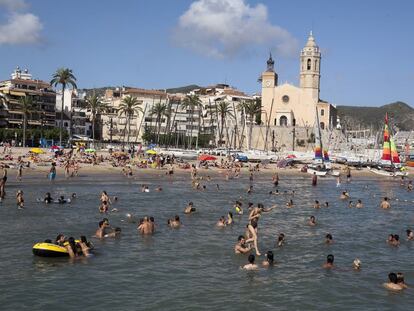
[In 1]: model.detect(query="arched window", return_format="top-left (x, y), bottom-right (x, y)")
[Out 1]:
top-left (315, 59), bottom-right (318, 71)
top-left (274, 118), bottom-right (277, 126)
top-left (320, 109), bottom-right (324, 116)
top-left (279, 116), bottom-right (288, 126)
top-left (320, 122), bottom-right (325, 130)
top-left (292, 118), bottom-right (296, 126)
top-left (307, 59), bottom-right (311, 70)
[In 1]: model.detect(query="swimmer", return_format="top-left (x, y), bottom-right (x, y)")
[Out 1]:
top-left (71, 193), bottom-right (77, 199)
top-left (348, 201), bottom-right (353, 208)
top-left (78, 236), bottom-right (92, 256)
top-left (397, 272), bottom-right (408, 289)
top-left (380, 197), bottom-right (390, 209)
top-left (58, 195), bottom-right (68, 204)
top-left (234, 235), bottom-right (251, 254)
top-left (323, 254), bottom-right (334, 269)
top-left (100, 191), bottom-right (111, 204)
top-left (168, 215), bottom-right (181, 228)
top-left (138, 217), bottom-right (153, 234)
top-left (247, 185), bottom-right (253, 194)
top-left (216, 216), bottom-right (226, 227)
top-left (262, 251), bottom-right (275, 267)
top-left (234, 201), bottom-right (243, 215)
top-left (356, 199), bottom-right (363, 208)
top-left (406, 229), bottom-right (414, 240)
top-left (340, 191), bottom-right (349, 200)
top-left (155, 186), bottom-right (163, 192)
top-left (269, 189), bottom-right (280, 195)
top-left (312, 173), bottom-right (317, 186)
top-left (325, 233), bottom-right (333, 244)
top-left (243, 254), bottom-right (258, 270)
top-left (407, 181), bottom-right (413, 191)
top-left (309, 216), bottom-right (316, 226)
top-left (105, 227), bottom-right (122, 238)
top-left (99, 201), bottom-right (109, 213)
top-left (184, 202), bottom-right (196, 214)
top-left (44, 192), bottom-right (53, 204)
top-left (313, 200), bottom-right (320, 209)
top-left (249, 203), bottom-right (276, 222)
top-left (55, 233), bottom-right (66, 246)
top-left (216, 184), bottom-right (220, 191)
top-left (226, 212), bottom-right (233, 225)
top-left (324, 202), bottom-right (329, 208)
top-left (95, 220), bottom-right (109, 239)
top-left (353, 258), bottom-right (361, 270)
top-left (383, 273), bottom-right (404, 291)
top-left (277, 233), bottom-right (285, 247)
top-left (286, 199), bottom-right (293, 208)
top-left (392, 234), bottom-right (400, 246)
top-left (16, 190), bottom-right (24, 209)
top-left (65, 237), bottom-right (77, 258)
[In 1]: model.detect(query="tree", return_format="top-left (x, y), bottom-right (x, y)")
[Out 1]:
top-left (149, 101), bottom-right (169, 145)
top-left (181, 94), bottom-right (202, 149)
top-left (239, 100), bottom-right (262, 150)
top-left (217, 101), bottom-right (234, 147)
top-left (85, 93), bottom-right (108, 142)
top-left (19, 96), bottom-right (34, 147)
top-left (118, 95), bottom-right (143, 145)
top-left (50, 68), bottom-right (77, 146)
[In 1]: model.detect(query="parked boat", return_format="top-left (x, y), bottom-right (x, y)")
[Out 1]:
top-left (368, 113), bottom-right (408, 177)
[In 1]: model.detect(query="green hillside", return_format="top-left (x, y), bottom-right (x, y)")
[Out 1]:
top-left (337, 102), bottom-right (414, 131)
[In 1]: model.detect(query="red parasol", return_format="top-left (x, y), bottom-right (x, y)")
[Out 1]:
top-left (199, 154), bottom-right (217, 161)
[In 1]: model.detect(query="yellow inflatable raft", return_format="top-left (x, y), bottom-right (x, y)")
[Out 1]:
top-left (32, 242), bottom-right (69, 257)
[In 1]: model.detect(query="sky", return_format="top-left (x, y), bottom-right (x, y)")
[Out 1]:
top-left (0, 0), bottom-right (413, 107)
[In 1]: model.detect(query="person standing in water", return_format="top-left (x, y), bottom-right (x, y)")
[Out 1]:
top-left (0, 168), bottom-right (7, 201)
top-left (48, 163), bottom-right (56, 181)
top-left (16, 190), bottom-right (24, 209)
top-left (312, 173), bottom-right (317, 186)
top-left (380, 197), bottom-right (391, 209)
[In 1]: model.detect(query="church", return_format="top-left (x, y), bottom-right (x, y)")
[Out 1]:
top-left (260, 32), bottom-right (337, 130)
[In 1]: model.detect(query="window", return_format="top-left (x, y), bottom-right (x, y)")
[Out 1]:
top-left (307, 59), bottom-right (311, 70)
top-left (292, 118), bottom-right (296, 126)
top-left (320, 109), bottom-right (324, 116)
top-left (282, 95), bottom-right (289, 103)
top-left (279, 116), bottom-right (288, 126)
top-left (274, 118), bottom-right (277, 126)
top-left (315, 59), bottom-right (318, 71)
top-left (320, 122), bottom-right (325, 130)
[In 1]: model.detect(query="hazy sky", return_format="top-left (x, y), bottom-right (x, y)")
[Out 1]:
top-left (0, 0), bottom-right (413, 107)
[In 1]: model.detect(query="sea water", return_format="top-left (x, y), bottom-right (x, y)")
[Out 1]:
top-left (0, 172), bottom-right (413, 310)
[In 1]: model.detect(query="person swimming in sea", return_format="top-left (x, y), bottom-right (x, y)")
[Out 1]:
top-left (406, 229), bottom-right (414, 241)
top-left (356, 199), bottom-right (363, 208)
top-left (380, 197), bottom-right (391, 209)
top-left (184, 202), bottom-right (196, 214)
top-left (234, 201), bottom-right (243, 215)
top-left (309, 216), bottom-right (316, 226)
top-left (277, 233), bottom-right (285, 247)
top-left (325, 233), bottom-right (333, 244)
top-left (383, 273), bottom-right (404, 291)
top-left (216, 216), bottom-right (226, 227)
top-left (340, 191), bottom-right (350, 200)
top-left (323, 254), bottom-right (334, 269)
top-left (242, 254), bottom-right (258, 270)
top-left (313, 200), bottom-right (320, 209)
top-left (43, 192), bottom-right (53, 204)
top-left (226, 212), bottom-right (233, 225)
top-left (262, 250), bottom-right (275, 267)
top-left (234, 235), bottom-right (251, 254)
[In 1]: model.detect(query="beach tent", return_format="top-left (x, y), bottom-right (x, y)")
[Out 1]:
top-left (30, 148), bottom-right (44, 154)
top-left (146, 149), bottom-right (157, 155)
top-left (85, 148), bottom-right (96, 153)
top-left (198, 154), bottom-right (217, 161)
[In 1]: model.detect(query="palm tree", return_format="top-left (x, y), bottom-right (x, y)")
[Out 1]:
top-left (118, 95), bottom-right (143, 145)
top-left (181, 95), bottom-right (201, 149)
top-left (239, 99), bottom-right (262, 150)
top-left (50, 68), bottom-right (77, 146)
top-left (217, 101), bottom-right (234, 148)
top-left (150, 101), bottom-right (169, 145)
top-left (85, 93), bottom-right (108, 142)
top-left (19, 96), bottom-right (34, 147)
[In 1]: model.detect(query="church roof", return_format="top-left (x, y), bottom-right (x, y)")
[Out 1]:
top-left (305, 31), bottom-right (318, 48)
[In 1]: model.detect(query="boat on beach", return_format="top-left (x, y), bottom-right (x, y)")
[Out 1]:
top-left (368, 113), bottom-right (408, 177)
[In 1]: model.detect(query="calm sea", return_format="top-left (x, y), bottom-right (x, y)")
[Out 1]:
top-left (0, 171), bottom-right (413, 310)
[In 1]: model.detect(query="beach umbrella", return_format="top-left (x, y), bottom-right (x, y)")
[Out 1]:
top-left (199, 154), bottom-right (217, 161)
top-left (146, 149), bottom-right (157, 155)
top-left (30, 148), bottom-right (44, 154)
top-left (50, 145), bottom-right (60, 150)
top-left (85, 148), bottom-right (96, 153)
top-left (286, 154), bottom-right (296, 159)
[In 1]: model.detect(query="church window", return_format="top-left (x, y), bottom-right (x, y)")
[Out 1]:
top-left (274, 118), bottom-right (277, 126)
top-left (320, 122), bottom-right (325, 130)
top-left (307, 59), bottom-right (311, 70)
top-left (279, 116), bottom-right (288, 126)
top-left (315, 59), bottom-right (318, 70)
top-left (320, 109), bottom-right (324, 116)
top-left (292, 119), bottom-right (296, 126)
top-left (282, 95), bottom-right (289, 103)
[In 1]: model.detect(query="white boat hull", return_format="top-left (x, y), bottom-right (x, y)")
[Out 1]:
top-left (368, 167), bottom-right (408, 177)
top-left (306, 168), bottom-right (328, 176)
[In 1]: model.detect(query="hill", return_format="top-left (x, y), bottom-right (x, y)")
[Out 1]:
top-left (337, 102), bottom-right (414, 131)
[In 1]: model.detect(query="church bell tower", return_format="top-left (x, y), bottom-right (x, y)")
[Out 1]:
top-left (300, 31), bottom-right (321, 101)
